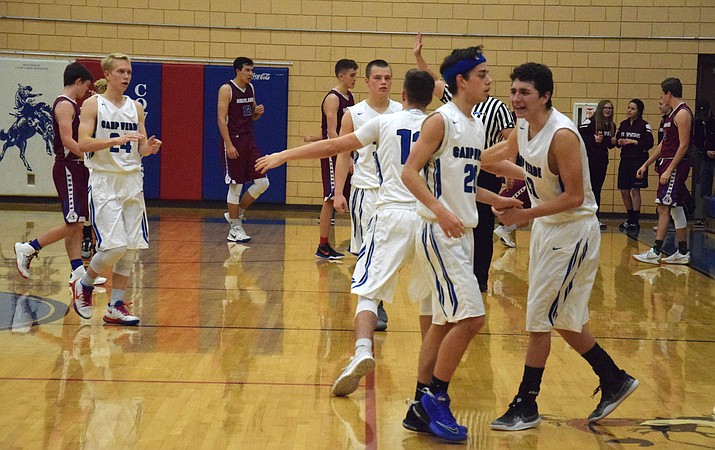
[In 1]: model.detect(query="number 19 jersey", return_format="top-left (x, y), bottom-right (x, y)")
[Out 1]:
top-left (86, 95), bottom-right (141, 173)
top-left (353, 108), bottom-right (426, 207)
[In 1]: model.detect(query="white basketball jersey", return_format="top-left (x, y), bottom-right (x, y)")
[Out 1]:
top-left (354, 108), bottom-right (426, 207)
top-left (348, 99), bottom-right (402, 189)
top-left (417, 102), bottom-right (485, 228)
top-left (85, 95), bottom-right (141, 173)
top-left (517, 108), bottom-right (598, 225)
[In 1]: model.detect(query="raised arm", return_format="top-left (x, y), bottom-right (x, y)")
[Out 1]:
top-left (413, 32), bottom-right (446, 100)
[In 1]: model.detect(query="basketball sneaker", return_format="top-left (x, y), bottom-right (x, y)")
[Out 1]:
top-left (419, 388), bottom-right (468, 442)
top-left (69, 267), bottom-right (107, 287)
top-left (632, 248), bottom-right (660, 265)
top-left (81, 237), bottom-right (94, 259)
top-left (491, 396), bottom-right (541, 431)
top-left (14, 242), bottom-right (37, 279)
top-left (599, 222), bottom-right (607, 231)
top-left (494, 225), bottom-right (516, 248)
top-left (660, 250), bottom-right (690, 265)
top-left (70, 276), bottom-right (94, 319)
top-left (331, 351), bottom-right (375, 397)
top-left (375, 301), bottom-right (388, 331)
top-left (588, 372), bottom-right (639, 422)
top-left (316, 243), bottom-right (344, 260)
top-left (104, 301), bottom-right (140, 325)
top-left (402, 400), bottom-right (431, 433)
top-left (227, 223), bottom-right (251, 243)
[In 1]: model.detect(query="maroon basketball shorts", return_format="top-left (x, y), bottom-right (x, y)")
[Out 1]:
top-left (52, 159), bottom-right (89, 223)
top-left (225, 133), bottom-right (265, 184)
top-left (655, 157), bottom-right (692, 207)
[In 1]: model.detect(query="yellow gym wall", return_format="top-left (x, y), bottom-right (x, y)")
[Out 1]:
top-left (2, 0), bottom-right (714, 212)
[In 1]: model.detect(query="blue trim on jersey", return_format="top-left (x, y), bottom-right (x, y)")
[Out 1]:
top-left (374, 152), bottom-right (384, 186)
top-left (421, 223), bottom-right (446, 316)
top-left (352, 216), bottom-right (378, 289)
top-left (350, 189), bottom-right (366, 245)
top-left (433, 160), bottom-right (442, 198)
top-left (428, 224), bottom-right (458, 316)
top-left (88, 185), bottom-right (102, 250)
top-left (548, 239), bottom-right (587, 325)
top-left (141, 210), bottom-right (149, 244)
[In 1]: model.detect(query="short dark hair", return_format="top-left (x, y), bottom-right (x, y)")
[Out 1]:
top-left (403, 69), bottom-right (435, 108)
top-left (233, 57), bottom-right (254, 73)
top-left (366, 59), bottom-right (390, 78)
top-left (510, 62), bottom-right (554, 109)
top-left (440, 46), bottom-right (484, 96)
top-left (63, 62), bottom-right (93, 87)
top-left (630, 98), bottom-right (645, 118)
top-left (335, 59), bottom-right (358, 77)
top-left (661, 77), bottom-right (683, 98)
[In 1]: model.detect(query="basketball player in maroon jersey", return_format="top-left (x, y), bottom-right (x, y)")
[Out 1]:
top-left (315, 59), bottom-right (358, 259)
top-left (15, 63), bottom-right (108, 289)
top-left (633, 77), bottom-right (693, 265)
top-left (218, 57), bottom-right (269, 243)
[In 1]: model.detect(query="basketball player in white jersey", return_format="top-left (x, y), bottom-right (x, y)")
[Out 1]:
top-left (256, 69), bottom-right (442, 399)
top-left (479, 62), bottom-right (638, 430)
top-left (74, 53), bottom-right (162, 325)
top-left (334, 59), bottom-right (401, 331)
top-left (401, 47), bottom-right (523, 443)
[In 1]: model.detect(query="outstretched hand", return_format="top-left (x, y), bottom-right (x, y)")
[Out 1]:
top-left (413, 32), bottom-right (424, 56)
top-left (145, 135), bottom-right (162, 155)
top-left (255, 152), bottom-right (285, 174)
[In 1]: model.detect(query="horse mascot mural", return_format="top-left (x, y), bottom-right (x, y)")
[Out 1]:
top-left (0, 84), bottom-right (54, 171)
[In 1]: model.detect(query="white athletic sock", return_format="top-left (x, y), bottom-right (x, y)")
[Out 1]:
top-left (355, 338), bottom-right (372, 355)
top-left (503, 224), bottom-right (517, 233)
top-left (110, 288), bottom-right (125, 307)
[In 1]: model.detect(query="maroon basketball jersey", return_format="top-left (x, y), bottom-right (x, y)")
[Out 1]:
top-left (661, 102), bottom-right (692, 158)
top-left (52, 95), bottom-right (81, 161)
top-left (321, 89), bottom-right (354, 139)
top-left (227, 80), bottom-right (255, 136)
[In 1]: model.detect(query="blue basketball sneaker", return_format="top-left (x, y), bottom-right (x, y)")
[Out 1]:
top-left (419, 389), bottom-right (468, 442)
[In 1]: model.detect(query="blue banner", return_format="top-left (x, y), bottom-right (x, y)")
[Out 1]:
top-left (202, 66), bottom-right (288, 203)
top-left (126, 62), bottom-right (162, 199)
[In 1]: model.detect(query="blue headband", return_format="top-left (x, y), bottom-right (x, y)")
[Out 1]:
top-left (441, 54), bottom-right (487, 84)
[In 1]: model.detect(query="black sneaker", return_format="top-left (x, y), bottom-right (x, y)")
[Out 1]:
top-left (588, 372), bottom-right (639, 423)
top-left (625, 222), bottom-right (640, 233)
top-left (618, 220), bottom-right (630, 231)
top-left (599, 222), bottom-right (607, 231)
top-left (375, 301), bottom-right (388, 331)
top-left (694, 220), bottom-right (705, 229)
top-left (491, 397), bottom-right (541, 431)
top-left (316, 243), bottom-right (344, 260)
top-left (402, 401), bottom-right (431, 433)
top-left (81, 237), bottom-right (94, 259)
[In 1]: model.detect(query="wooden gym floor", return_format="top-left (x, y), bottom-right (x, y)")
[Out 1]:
top-left (0, 205), bottom-right (713, 449)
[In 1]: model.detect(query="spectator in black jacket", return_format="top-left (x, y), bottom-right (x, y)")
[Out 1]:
top-left (579, 99), bottom-right (616, 230)
top-left (615, 99), bottom-right (654, 231)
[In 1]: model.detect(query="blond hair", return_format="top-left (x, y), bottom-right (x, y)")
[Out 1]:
top-left (94, 78), bottom-right (108, 94)
top-left (101, 53), bottom-right (131, 72)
